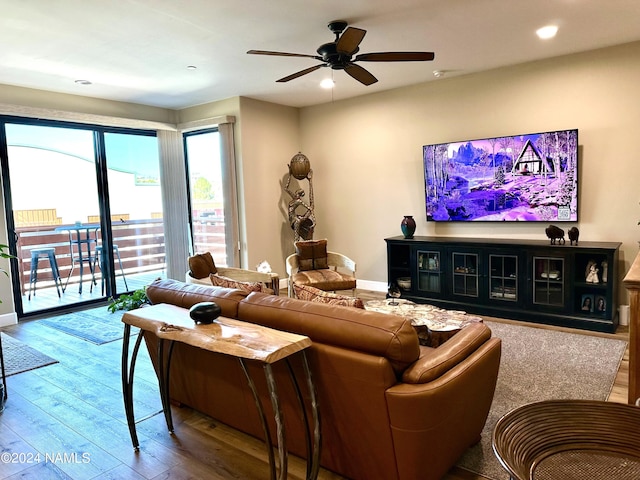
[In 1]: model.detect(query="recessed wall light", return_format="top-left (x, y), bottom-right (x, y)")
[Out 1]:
top-left (320, 78), bottom-right (334, 89)
top-left (74, 79), bottom-right (92, 85)
top-left (536, 25), bottom-right (558, 40)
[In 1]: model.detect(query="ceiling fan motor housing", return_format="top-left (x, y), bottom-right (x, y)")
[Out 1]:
top-left (317, 43), bottom-right (353, 69)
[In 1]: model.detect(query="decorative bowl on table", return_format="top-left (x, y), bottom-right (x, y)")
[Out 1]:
top-left (396, 277), bottom-right (411, 290)
top-left (189, 301), bottom-right (222, 324)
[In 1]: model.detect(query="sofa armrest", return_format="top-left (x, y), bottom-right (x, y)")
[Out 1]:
top-left (327, 251), bottom-right (356, 273)
top-left (401, 323), bottom-right (492, 383)
top-left (385, 336), bottom-right (501, 480)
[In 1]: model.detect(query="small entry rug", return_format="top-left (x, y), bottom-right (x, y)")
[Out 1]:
top-left (455, 320), bottom-right (628, 480)
top-left (40, 307), bottom-right (127, 345)
top-left (1, 332), bottom-right (59, 376)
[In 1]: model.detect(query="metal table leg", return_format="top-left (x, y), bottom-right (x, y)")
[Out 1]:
top-left (121, 327), bottom-right (176, 451)
top-left (239, 358), bottom-right (279, 480)
top-left (264, 363), bottom-right (288, 480)
top-left (157, 338), bottom-right (175, 433)
top-left (121, 323), bottom-right (143, 450)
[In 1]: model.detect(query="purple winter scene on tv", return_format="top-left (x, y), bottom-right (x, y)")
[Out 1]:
top-left (423, 129), bottom-right (578, 222)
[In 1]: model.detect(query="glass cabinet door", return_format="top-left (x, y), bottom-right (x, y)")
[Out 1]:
top-left (489, 254), bottom-right (518, 301)
top-left (533, 256), bottom-right (564, 306)
top-left (417, 250), bottom-right (441, 293)
top-left (452, 252), bottom-right (478, 297)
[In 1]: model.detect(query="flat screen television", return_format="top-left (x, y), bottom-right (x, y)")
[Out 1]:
top-left (423, 128), bottom-right (578, 222)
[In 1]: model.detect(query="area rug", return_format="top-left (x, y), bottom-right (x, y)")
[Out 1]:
top-left (1, 332), bottom-right (58, 376)
top-left (40, 307), bottom-right (127, 345)
top-left (456, 320), bottom-right (627, 480)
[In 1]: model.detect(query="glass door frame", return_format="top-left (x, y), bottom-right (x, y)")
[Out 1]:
top-left (0, 115), bottom-right (160, 319)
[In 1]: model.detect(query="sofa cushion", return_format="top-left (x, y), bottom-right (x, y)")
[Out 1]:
top-left (146, 278), bottom-right (248, 318)
top-left (237, 292), bottom-right (419, 374)
top-left (209, 273), bottom-right (264, 293)
top-left (188, 252), bottom-right (217, 279)
top-left (293, 283), bottom-right (364, 309)
top-left (295, 239), bottom-right (328, 271)
top-left (401, 323), bottom-right (491, 383)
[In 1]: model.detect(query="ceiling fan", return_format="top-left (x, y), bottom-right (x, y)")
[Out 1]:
top-left (247, 20), bottom-right (435, 86)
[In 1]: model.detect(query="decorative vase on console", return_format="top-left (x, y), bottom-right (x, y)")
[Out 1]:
top-left (401, 215), bottom-right (416, 239)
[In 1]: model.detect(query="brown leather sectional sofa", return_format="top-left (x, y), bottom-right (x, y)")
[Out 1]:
top-left (143, 278), bottom-right (501, 480)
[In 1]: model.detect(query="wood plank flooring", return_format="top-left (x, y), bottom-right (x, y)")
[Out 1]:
top-left (0, 290), bottom-right (629, 479)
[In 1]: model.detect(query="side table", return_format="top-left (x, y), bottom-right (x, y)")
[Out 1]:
top-left (121, 303), bottom-right (321, 480)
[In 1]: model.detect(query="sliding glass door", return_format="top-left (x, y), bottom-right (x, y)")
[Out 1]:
top-left (1, 118), bottom-right (165, 317)
top-left (184, 128), bottom-right (235, 267)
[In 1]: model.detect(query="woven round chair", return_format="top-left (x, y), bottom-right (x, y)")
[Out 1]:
top-left (492, 399), bottom-right (640, 480)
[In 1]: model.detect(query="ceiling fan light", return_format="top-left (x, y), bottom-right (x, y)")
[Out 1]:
top-left (536, 25), bottom-right (558, 39)
top-left (320, 78), bottom-right (335, 89)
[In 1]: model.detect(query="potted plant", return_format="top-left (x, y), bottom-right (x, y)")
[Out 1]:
top-left (0, 243), bottom-right (16, 304)
top-left (107, 287), bottom-right (149, 313)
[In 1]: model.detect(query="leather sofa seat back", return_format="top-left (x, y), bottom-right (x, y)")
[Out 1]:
top-left (146, 278), bottom-right (248, 319)
top-left (238, 292), bottom-right (420, 374)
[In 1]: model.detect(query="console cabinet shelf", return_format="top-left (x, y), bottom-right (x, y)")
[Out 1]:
top-left (386, 236), bottom-right (621, 333)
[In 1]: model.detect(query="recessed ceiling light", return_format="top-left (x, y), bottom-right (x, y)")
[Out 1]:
top-left (320, 78), bottom-right (334, 89)
top-left (74, 79), bottom-right (92, 85)
top-left (433, 70), bottom-right (445, 78)
top-left (536, 25), bottom-right (558, 40)
top-left (186, 65), bottom-right (197, 70)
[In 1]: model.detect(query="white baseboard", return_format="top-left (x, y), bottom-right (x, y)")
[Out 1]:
top-left (0, 312), bottom-right (18, 327)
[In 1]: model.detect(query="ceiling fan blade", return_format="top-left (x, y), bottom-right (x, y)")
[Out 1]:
top-left (344, 64), bottom-right (378, 86)
top-left (276, 64), bottom-right (324, 83)
top-left (336, 27), bottom-right (366, 55)
top-left (247, 49), bottom-right (321, 60)
top-left (355, 52), bottom-right (435, 62)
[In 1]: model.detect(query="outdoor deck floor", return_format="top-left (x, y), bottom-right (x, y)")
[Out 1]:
top-left (20, 270), bottom-right (165, 316)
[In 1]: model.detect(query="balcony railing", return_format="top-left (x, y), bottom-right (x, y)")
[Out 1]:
top-left (16, 218), bottom-right (166, 293)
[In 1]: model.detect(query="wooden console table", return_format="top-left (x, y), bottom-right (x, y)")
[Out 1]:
top-left (121, 303), bottom-right (321, 480)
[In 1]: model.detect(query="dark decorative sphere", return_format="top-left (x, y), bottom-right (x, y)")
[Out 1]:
top-left (189, 301), bottom-right (222, 324)
top-left (289, 152), bottom-right (311, 180)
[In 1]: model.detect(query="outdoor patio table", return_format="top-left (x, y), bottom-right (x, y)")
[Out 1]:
top-left (55, 223), bottom-right (100, 294)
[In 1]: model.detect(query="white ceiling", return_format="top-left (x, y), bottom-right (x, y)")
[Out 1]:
top-left (2, 0), bottom-right (640, 110)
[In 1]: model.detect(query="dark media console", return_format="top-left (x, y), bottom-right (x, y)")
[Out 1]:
top-left (386, 236), bottom-right (620, 333)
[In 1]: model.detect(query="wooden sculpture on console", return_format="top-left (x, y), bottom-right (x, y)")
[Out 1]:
top-left (285, 152), bottom-right (316, 242)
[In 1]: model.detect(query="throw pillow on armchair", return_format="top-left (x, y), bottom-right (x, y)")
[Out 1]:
top-left (188, 252), bottom-right (218, 279)
top-left (294, 239), bottom-right (328, 270)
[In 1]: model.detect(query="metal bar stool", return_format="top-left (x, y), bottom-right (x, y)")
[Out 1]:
top-left (95, 244), bottom-right (128, 293)
top-left (28, 247), bottom-right (62, 300)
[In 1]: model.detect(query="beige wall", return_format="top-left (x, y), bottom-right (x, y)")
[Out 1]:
top-left (236, 98), bottom-right (299, 272)
top-left (1, 40), bottom-right (639, 313)
top-left (179, 97), bottom-right (300, 275)
top-left (0, 83), bottom-right (176, 125)
top-left (298, 41), bottom-right (640, 302)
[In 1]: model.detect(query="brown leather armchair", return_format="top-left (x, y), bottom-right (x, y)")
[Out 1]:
top-left (286, 248), bottom-right (356, 297)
